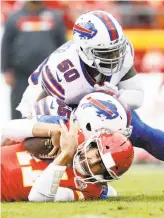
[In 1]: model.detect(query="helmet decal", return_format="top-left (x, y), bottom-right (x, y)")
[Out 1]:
top-left (81, 96), bottom-right (119, 120)
top-left (73, 22), bottom-right (97, 39)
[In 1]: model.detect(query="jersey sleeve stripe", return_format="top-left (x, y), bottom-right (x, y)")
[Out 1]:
top-left (38, 57), bottom-right (49, 74)
top-left (29, 71), bottom-right (40, 85)
top-left (28, 57), bottom-right (50, 85)
top-left (73, 190), bottom-right (84, 200)
top-left (42, 69), bottom-right (65, 100)
top-left (45, 66), bottom-right (65, 95)
top-left (75, 190), bottom-right (84, 200)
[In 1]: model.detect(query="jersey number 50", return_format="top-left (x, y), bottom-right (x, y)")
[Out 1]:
top-left (57, 59), bottom-right (80, 82)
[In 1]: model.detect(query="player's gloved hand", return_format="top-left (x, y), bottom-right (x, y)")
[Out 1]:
top-left (94, 82), bottom-right (123, 97)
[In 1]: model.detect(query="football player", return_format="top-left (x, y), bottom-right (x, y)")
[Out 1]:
top-left (1, 121), bottom-right (134, 202)
top-left (28, 120), bottom-right (134, 202)
top-left (15, 10), bottom-right (164, 161)
top-left (16, 10), bottom-right (143, 119)
top-left (3, 88), bottom-right (164, 161)
top-left (2, 91), bottom-right (132, 152)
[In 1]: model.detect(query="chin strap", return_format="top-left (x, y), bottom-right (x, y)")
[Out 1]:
top-left (74, 176), bottom-right (88, 190)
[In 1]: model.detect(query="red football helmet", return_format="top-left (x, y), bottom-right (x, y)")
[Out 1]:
top-left (73, 131), bottom-right (134, 188)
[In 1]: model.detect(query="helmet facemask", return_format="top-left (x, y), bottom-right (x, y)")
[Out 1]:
top-left (81, 36), bottom-right (127, 76)
top-left (73, 132), bottom-right (120, 189)
top-left (93, 37), bottom-right (127, 76)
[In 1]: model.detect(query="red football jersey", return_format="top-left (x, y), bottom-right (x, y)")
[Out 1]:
top-left (1, 143), bottom-right (49, 201)
top-left (1, 143), bottom-right (103, 201)
top-left (60, 167), bottom-right (103, 200)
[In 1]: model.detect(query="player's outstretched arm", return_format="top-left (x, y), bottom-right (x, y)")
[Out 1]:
top-left (1, 119), bottom-right (60, 145)
top-left (28, 186), bottom-right (75, 202)
top-left (29, 120), bottom-right (79, 202)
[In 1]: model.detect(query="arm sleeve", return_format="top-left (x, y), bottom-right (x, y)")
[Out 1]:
top-left (41, 65), bottom-right (65, 101)
top-left (2, 119), bottom-right (37, 142)
top-left (29, 186), bottom-right (75, 202)
top-left (16, 83), bottom-right (43, 118)
top-left (1, 14), bottom-right (18, 72)
top-left (16, 56), bottom-right (51, 118)
top-left (28, 164), bottom-right (67, 202)
top-left (118, 74), bottom-right (144, 109)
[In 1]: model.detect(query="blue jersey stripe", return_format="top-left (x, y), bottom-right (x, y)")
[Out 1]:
top-left (45, 66), bottom-right (65, 96)
top-left (30, 72), bottom-right (40, 85)
top-left (42, 72), bottom-right (65, 100)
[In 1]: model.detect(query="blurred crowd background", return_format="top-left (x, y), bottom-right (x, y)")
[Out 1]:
top-left (1, 0), bottom-right (164, 164)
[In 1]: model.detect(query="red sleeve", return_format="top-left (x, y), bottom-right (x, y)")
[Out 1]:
top-left (67, 183), bottom-right (103, 201)
top-left (60, 167), bottom-right (103, 200)
top-left (81, 183), bottom-right (103, 200)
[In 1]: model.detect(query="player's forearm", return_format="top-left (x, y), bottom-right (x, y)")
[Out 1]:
top-left (118, 74), bottom-right (144, 109)
top-left (53, 151), bottom-right (73, 166)
top-left (29, 151), bottom-right (73, 202)
top-left (29, 163), bottom-right (66, 202)
top-left (32, 122), bottom-right (60, 138)
top-left (2, 119), bottom-right (60, 142)
top-left (29, 186), bottom-right (75, 202)
top-left (119, 89), bottom-right (144, 109)
top-left (2, 119), bottom-right (36, 142)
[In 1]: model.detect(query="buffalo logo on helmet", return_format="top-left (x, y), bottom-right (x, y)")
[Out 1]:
top-left (82, 97), bottom-right (119, 120)
top-left (73, 22), bottom-right (97, 39)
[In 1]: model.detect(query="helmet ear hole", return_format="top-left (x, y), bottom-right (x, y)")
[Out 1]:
top-left (86, 123), bottom-right (92, 131)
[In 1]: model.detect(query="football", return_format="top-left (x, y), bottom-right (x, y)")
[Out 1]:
top-left (24, 137), bottom-right (54, 159)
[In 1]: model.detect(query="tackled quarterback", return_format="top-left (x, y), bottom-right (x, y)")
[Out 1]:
top-left (1, 9), bottom-right (164, 202)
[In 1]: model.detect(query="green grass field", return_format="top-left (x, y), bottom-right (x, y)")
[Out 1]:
top-left (2, 164), bottom-right (164, 218)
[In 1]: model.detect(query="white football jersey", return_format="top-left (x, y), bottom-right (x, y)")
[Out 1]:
top-left (32, 96), bottom-right (72, 119)
top-left (29, 40), bottom-right (134, 105)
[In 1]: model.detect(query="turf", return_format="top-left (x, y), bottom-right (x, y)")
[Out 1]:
top-left (1, 164), bottom-right (164, 218)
